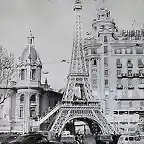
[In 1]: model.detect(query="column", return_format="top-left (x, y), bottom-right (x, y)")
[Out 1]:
top-left (23, 93), bottom-right (30, 133)
top-left (35, 94), bottom-right (40, 117)
top-left (15, 93), bottom-right (20, 120)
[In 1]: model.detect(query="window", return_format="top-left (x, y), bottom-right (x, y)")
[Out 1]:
top-left (127, 59), bottom-right (131, 64)
top-left (128, 70), bottom-right (132, 75)
top-left (104, 69), bottom-right (108, 76)
top-left (92, 79), bottom-right (97, 85)
top-left (139, 78), bottom-right (144, 84)
top-left (91, 69), bottom-right (97, 78)
top-left (104, 57), bottom-right (108, 67)
top-left (128, 79), bottom-right (132, 85)
top-left (140, 101), bottom-right (144, 108)
top-left (92, 59), bottom-right (97, 66)
top-left (85, 49), bottom-right (88, 56)
top-left (104, 36), bottom-right (108, 42)
top-left (31, 69), bottom-right (36, 80)
top-left (117, 69), bottom-right (121, 75)
top-left (30, 94), bottom-right (36, 103)
top-left (129, 101), bottom-right (132, 108)
top-left (136, 47), bottom-right (143, 54)
top-left (20, 94), bottom-right (24, 103)
top-left (117, 101), bottom-right (121, 109)
top-left (127, 59), bottom-right (133, 68)
top-left (30, 107), bottom-right (35, 117)
top-left (21, 69), bottom-right (26, 80)
top-left (91, 48), bottom-right (97, 54)
top-left (117, 79), bottom-right (121, 84)
top-left (104, 46), bottom-right (108, 55)
top-left (104, 79), bottom-right (108, 86)
top-left (20, 107), bottom-right (23, 118)
top-left (138, 58), bottom-right (143, 67)
top-left (86, 60), bottom-right (89, 69)
top-left (116, 59), bottom-right (120, 64)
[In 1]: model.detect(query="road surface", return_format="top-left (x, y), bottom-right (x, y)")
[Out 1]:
top-left (83, 135), bottom-right (96, 144)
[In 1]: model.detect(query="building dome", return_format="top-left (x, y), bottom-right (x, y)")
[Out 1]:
top-left (21, 46), bottom-right (37, 61)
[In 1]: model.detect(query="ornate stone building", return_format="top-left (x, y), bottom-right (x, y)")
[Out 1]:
top-left (0, 32), bottom-right (63, 133)
top-left (83, 3), bottom-right (144, 118)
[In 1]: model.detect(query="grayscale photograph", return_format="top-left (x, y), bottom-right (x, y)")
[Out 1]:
top-left (0, 0), bottom-right (143, 144)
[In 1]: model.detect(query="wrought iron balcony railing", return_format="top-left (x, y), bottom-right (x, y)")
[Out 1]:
top-left (128, 84), bottom-right (134, 89)
top-left (116, 84), bottom-right (123, 89)
top-left (116, 63), bottom-right (122, 68)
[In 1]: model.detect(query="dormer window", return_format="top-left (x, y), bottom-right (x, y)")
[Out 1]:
top-left (136, 47), bottom-right (143, 54)
top-left (125, 48), bottom-right (133, 54)
top-left (104, 36), bottom-right (108, 42)
top-left (114, 49), bottom-right (122, 54)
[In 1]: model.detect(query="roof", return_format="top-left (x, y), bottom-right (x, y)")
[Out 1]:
top-left (21, 46), bottom-right (37, 61)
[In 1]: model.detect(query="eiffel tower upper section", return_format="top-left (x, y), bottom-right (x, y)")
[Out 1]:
top-left (62, 0), bottom-right (94, 102)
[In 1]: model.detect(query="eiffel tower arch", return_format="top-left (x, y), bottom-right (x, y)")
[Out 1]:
top-left (49, 104), bottom-right (113, 135)
top-left (33, 0), bottom-right (116, 136)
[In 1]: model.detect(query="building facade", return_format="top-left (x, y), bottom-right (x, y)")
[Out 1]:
top-left (83, 5), bottom-right (144, 118)
top-left (0, 32), bottom-right (63, 133)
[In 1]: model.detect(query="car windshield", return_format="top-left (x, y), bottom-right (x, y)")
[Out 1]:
top-left (15, 135), bottom-right (27, 141)
top-left (129, 137), bottom-right (134, 141)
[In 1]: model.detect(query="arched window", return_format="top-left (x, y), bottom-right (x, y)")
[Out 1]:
top-left (104, 36), bottom-right (108, 42)
top-left (30, 94), bottom-right (36, 103)
top-left (21, 69), bottom-right (26, 80)
top-left (31, 69), bottom-right (36, 80)
top-left (20, 94), bottom-right (24, 103)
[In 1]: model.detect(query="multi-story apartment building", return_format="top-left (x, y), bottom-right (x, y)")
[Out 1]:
top-left (83, 4), bottom-right (144, 120)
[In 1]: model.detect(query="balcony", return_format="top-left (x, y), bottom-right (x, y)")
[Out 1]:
top-left (138, 84), bottom-right (144, 89)
top-left (116, 84), bottom-right (123, 89)
top-left (121, 73), bottom-right (127, 78)
top-left (133, 73), bottom-right (140, 78)
top-left (116, 63), bottom-right (122, 68)
top-left (117, 73), bottom-right (122, 78)
top-left (127, 73), bottom-right (134, 78)
top-left (127, 63), bottom-right (133, 68)
top-left (138, 64), bottom-right (144, 68)
top-left (128, 84), bottom-right (134, 89)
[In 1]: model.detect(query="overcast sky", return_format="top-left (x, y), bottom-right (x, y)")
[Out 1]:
top-left (0, 0), bottom-right (144, 90)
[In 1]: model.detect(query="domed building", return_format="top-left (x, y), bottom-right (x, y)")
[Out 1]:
top-left (0, 32), bottom-right (63, 133)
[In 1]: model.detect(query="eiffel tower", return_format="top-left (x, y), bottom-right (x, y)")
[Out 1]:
top-left (35, 0), bottom-right (115, 135)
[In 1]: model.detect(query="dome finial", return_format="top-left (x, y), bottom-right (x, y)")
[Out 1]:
top-left (27, 30), bottom-right (34, 45)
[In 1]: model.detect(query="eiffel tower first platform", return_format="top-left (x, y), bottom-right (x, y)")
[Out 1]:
top-left (32, 0), bottom-right (116, 135)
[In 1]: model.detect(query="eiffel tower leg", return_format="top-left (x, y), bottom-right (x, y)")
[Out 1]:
top-left (50, 108), bottom-right (70, 134)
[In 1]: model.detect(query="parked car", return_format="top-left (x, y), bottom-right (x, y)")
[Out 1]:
top-left (117, 134), bottom-right (142, 144)
top-left (7, 132), bottom-right (62, 144)
top-left (0, 133), bottom-right (19, 144)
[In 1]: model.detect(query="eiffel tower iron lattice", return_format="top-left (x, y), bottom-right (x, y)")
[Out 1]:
top-left (36, 0), bottom-right (116, 135)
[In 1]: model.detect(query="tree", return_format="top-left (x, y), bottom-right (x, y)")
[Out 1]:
top-left (0, 46), bottom-right (18, 104)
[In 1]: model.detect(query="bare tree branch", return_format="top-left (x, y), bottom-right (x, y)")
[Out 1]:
top-left (0, 46), bottom-right (18, 105)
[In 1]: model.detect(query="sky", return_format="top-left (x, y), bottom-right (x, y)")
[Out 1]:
top-left (0, 0), bottom-right (144, 91)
